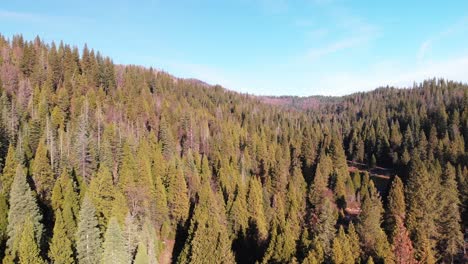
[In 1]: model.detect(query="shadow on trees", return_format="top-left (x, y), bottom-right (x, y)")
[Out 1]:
top-left (232, 221), bottom-right (266, 264)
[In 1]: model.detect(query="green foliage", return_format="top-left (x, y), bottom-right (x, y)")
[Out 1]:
top-left (166, 161), bottom-right (189, 224)
top-left (134, 242), bottom-right (149, 264)
top-left (101, 217), bottom-right (130, 264)
top-left (0, 36), bottom-right (465, 263)
top-left (49, 211), bottom-right (74, 264)
top-left (17, 217), bottom-right (45, 264)
top-left (438, 163), bottom-right (463, 262)
top-left (177, 182), bottom-right (235, 264)
top-left (405, 159), bottom-right (438, 262)
top-left (89, 165), bottom-right (116, 228)
top-left (5, 166), bottom-right (43, 260)
top-left (247, 177), bottom-right (268, 241)
top-left (76, 196), bottom-right (102, 264)
top-left (0, 145), bottom-right (17, 197)
top-left (32, 139), bottom-right (54, 201)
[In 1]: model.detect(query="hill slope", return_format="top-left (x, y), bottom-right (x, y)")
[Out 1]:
top-left (0, 35), bottom-right (466, 263)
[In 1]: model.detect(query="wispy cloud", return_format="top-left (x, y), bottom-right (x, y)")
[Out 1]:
top-left (306, 35), bottom-right (369, 60)
top-left (299, 1), bottom-right (379, 61)
top-left (0, 9), bottom-right (92, 25)
top-left (418, 16), bottom-right (468, 60)
top-left (0, 10), bottom-right (46, 23)
top-left (306, 55), bottom-right (468, 96)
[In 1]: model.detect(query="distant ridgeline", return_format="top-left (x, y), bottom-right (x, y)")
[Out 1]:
top-left (0, 34), bottom-right (466, 264)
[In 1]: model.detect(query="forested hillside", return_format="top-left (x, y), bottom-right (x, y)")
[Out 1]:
top-left (0, 35), bottom-right (466, 264)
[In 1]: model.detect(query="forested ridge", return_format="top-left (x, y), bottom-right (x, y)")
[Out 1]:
top-left (0, 34), bottom-right (466, 264)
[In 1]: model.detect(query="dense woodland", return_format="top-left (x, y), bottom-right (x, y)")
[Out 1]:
top-left (0, 34), bottom-right (466, 264)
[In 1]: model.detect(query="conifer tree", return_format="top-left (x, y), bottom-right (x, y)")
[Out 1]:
top-left (51, 169), bottom-right (80, 241)
top-left (101, 217), bottom-right (130, 264)
top-left (405, 159), bottom-right (438, 261)
top-left (177, 182), bottom-right (235, 264)
top-left (228, 183), bottom-right (249, 236)
top-left (247, 177), bottom-right (268, 241)
top-left (89, 165), bottom-right (116, 228)
top-left (166, 162), bottom-right (189, 224)
top-left (5, 166), bottom-right (43, 260)
top-left (357, 182), bottom-right (393, 262)
top-left (49, 211), bottom-right (74, 264)
top-left (0, 145), bottom-right (17, 197)
top-left (347, 222), bottom-right (361, 261)
top-left (32, 139), bottom-right (54, 201)
top-left (392, 218), bottom-right (416, 264)
top-left (314, 198), bottom-right (337, 254)
top-left (17, 216), bottom-right (45, 264)
top-left (76, 195), bottom-right (102, 264)
top-left (438, 163), bottom-right (463, 262)
top-left (158, 116), bottom-right (175, 159)
top-left (386, 176), bottom-right (406, 240)
top-left (134, 242), bottom-right (149, 264)
top-left (387, 177), bottom-right (415, 264)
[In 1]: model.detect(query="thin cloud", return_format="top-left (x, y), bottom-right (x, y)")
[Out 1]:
top-left (0, 9), bottom-right (92, 25)
top-left (307, 55), bottom-right (468, 96)
top-left (418, 16), bottom-right (468, 60)
top-left (0, 10), bottom-right (46, 23)
top-left (306, 35), bottom-right (369, 60)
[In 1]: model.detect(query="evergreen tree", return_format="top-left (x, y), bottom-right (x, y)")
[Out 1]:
top-left (158, 116), bottom-right (176, 159)
top-left (357, 182), bottom-right (393, 262)
top-left (134, 242), bottom-right (149, 264)
top-left (177, 182), bottom-right (235, 264)
top-left (438, 163), bottom-right (463, 262)
top-left (166, 162), bottom-right (189, 224)
top-left (0, 145), bottom-right (17, 197)
top-left (4, 166), bottom-right (43, 260)
top-left (314, 198), bottom-right (337, 254)
top-left (76, 195), bottom-right (102, 264)
top-left (405, 159), bottom-right (438, 261)
top-left (89, 165), bottom-right (116, 228)
top-left (49, 211), bottom-right (74, 264)
top-left (392, 218), bottom-right (416, 264)
top-left (17, 216), bottom-right (45, 264)
top-left (101, 217), bottom-right (130, 264)
top-left (386, 176), bottom-right (406, 240)
top-left (247, 177), bottom-right (268, 241)
top-left (32, 139), bottom-right (54, 201)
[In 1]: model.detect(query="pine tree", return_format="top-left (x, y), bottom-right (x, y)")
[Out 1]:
top-left (405, 159), bottom-right (438, 261)
top-left (89, 165), bottom-right (116, 228)
top-left (392, 218), bottom-right (416, 264)
top-left (386, 176), bottom-right (406, 240)
top-left (49, 211), bottom-right (74, 264)
top-left (357, 182), bottom-right (393, 262)
top-left (5, 166), bottom-right (43, 260)
top-left (158, 116), bottom-right (175, 159)
top-left (166, 162), bottom-right (189, 224)
top-left (134, 242), bottom-right (149, 264)
top-left (314, 198), bottom-right (337, 254)
top-left (101, 217), bottom-right (130, 264)
top-left (17, 216), bottom-right (45, 264)
top-left (76, 195), bottom-right (102, 264)
top-left (228, 183), bottom-right (249, 236)
top-left (387, 176), bottom-right (415, 264)
top-left (177, 182), bottom-right (235, 264)
top-left (32, 139), bottom-right (54, 202)
top-left (347, 222), bottom-right (361, 262)
top-left (438, 163), bottom-right (463, 262)
top-left (247, 177), bottom-right (268, 241)
top-left (0, 145), bottom-right (17, 197)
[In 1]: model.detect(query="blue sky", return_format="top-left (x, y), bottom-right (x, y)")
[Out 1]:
top-left (2, 0), bottom-right (468, 96)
